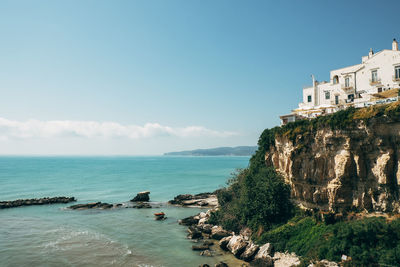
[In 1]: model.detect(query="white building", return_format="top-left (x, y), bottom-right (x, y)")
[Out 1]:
top-left (280, 39), bottom-right (400, 125)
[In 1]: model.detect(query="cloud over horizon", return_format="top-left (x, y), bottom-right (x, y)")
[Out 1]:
top-left (0, 117), bottom-right (237, 141)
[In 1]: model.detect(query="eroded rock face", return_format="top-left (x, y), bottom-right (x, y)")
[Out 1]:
top-left (265, 118), bottom-right (400, 212)
top-left (226, 235), bottom-right (248, 257)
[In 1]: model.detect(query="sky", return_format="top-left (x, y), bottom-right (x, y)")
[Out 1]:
top-left (0, 0), bottom-right (399, 155)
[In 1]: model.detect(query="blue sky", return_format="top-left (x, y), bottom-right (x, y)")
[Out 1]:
top-left (0, 0), bottom-right (399, 154)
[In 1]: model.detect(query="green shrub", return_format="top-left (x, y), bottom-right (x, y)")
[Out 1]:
top-left (213, 166), bottom-right (293, 233)
top-left (256, 216), bottom-right (400, 266)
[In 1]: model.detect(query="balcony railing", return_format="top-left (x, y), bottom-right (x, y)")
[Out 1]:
top-left (393, 75), bottom-right (400, 82)
top-left (341, 83), bottom-right (354, 91)
top-left (369, 78), bottom-right (382, 85)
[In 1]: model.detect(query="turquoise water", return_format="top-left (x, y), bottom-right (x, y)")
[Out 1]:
top-left (0, 156), bottom-right (249, 267)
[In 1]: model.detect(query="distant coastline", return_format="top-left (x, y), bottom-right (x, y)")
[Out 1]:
top-left (164, 146), bottom-right (257, 156)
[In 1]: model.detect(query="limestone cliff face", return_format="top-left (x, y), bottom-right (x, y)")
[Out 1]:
top-left (265, 117), bottom-right (400, 212)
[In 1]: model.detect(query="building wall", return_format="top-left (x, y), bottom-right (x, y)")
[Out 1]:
top-left (299, 48), bottom-right (400, 112)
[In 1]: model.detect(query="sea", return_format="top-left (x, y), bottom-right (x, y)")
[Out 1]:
top-left (0, 156), bottom-right (250, 267)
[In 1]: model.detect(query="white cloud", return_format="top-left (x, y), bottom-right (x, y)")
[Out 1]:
top-left (0, 117), bottom-right (237, 140)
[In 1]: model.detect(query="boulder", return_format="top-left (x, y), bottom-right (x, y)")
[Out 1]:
top-left (227, 235), bottom-right (248, 257)
top-left (130, 191), bottom-right (150, 202)
top-left (199, 265), bottom-right (210, 267)
top-left (254, 243), bottom-right (273, 259)
top-left (215, 262), bottom-right (229, 267)
top-left (199, 224), bottom-right (213, 234)
top-left (199, 212), bottom-right (207, 218)
top-left (179, 215), bottom-right (199, 226)
top-left (187, 226), bottom-right (202, 239)
top-left (273, 252), bottom-right (301, 267)
top-left (211, 226), bottom-right (230, 240)
top-left (240, 242), bottom-right (259, 262)
top-left (219, 236), bottom-right (232, 250)
top-left (198, 217), bottom-right (208, 225)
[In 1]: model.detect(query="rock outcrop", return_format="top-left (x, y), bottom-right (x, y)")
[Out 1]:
top-left (68, 202), bottom-right (113, 210)
top-left (0, 196), bottom-right (76, 209)
top-left (265, 117), bottom-right (400, 212)
top-left (130, 191), bottom-right (150, 202)
top-left (226, 235), bottom-right (248, 257)
top-left (169, 192), bottom-right (218, 207)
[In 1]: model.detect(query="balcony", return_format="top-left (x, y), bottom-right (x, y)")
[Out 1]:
top-left (393, 75), bottom-right (400, 82)
top-left (369, 78), bottom-right (382, 85)
top-left (341, 83), bottom-right (354, 91)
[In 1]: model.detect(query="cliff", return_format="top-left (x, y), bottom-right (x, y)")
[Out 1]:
top-left (262, 103), bottom-right (400, 213)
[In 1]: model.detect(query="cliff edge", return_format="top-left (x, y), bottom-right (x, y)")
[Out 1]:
top-left (262, 103), bottom-right (400, 213)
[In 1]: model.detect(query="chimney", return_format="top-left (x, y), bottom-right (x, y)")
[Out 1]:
top-left (369, 48), bottom-right (374, 58)
top-left (393, 38), bottom-right (398, 51)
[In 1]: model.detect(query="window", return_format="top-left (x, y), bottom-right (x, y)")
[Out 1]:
top-left (325, 91), bottom-right (330, 100)
top-left (307, 95), bottom-right (312, 102)
top-left (371, 70), bottom-right (378, 82)
top-left (333, 75), bottom-right (339, 84)
top-left (395, 66), bottom-right (400, 79)
top-left (345, 77), bottom-right (350, 88)
top-left (335, 95), bottom-right (339, 105)
top-left (378, 87), bottom-right (382, 93)
top-left (348, 94), bottom-right (354, 100)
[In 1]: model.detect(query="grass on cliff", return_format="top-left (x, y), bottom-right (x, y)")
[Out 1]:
top-left (256, 215), bottom-right (400, 266)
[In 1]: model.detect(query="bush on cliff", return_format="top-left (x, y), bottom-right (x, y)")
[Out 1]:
top-left (256, 215), bottom-right (400, 266)
top-left (209, 166), bottom-right (293, 233)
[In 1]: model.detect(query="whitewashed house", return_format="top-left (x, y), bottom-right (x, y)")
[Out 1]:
top-left (280, 39), bottom-right (400, 125)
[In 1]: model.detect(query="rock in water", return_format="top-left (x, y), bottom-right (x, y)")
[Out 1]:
top-left (179, 215), bottom-right (200, 226)
top-left (215, 262), bottom-right (229, 267)
top-left (0, 196), bottom-right (76, 209)
top-left (130, 191), bottom-right (150, 202)
top-left (192, 244), bottom-right (210, 251)
top-left (187, 226), bottom-right (202, 239)
top-left (68, 202), bottom-right (113, 210)
top-left (211, 226), bottom-right (230, 240)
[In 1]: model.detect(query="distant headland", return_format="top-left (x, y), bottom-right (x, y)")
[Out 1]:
top-left (164, 146), bottom-right (257, 156)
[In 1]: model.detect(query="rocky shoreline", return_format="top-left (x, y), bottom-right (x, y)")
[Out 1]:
top-left (2, 191), bottom-right (328, 266)
top-left (176, 196), bottom-right (339, 267)
top-left (0, 196), bottom-right (76, 209)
